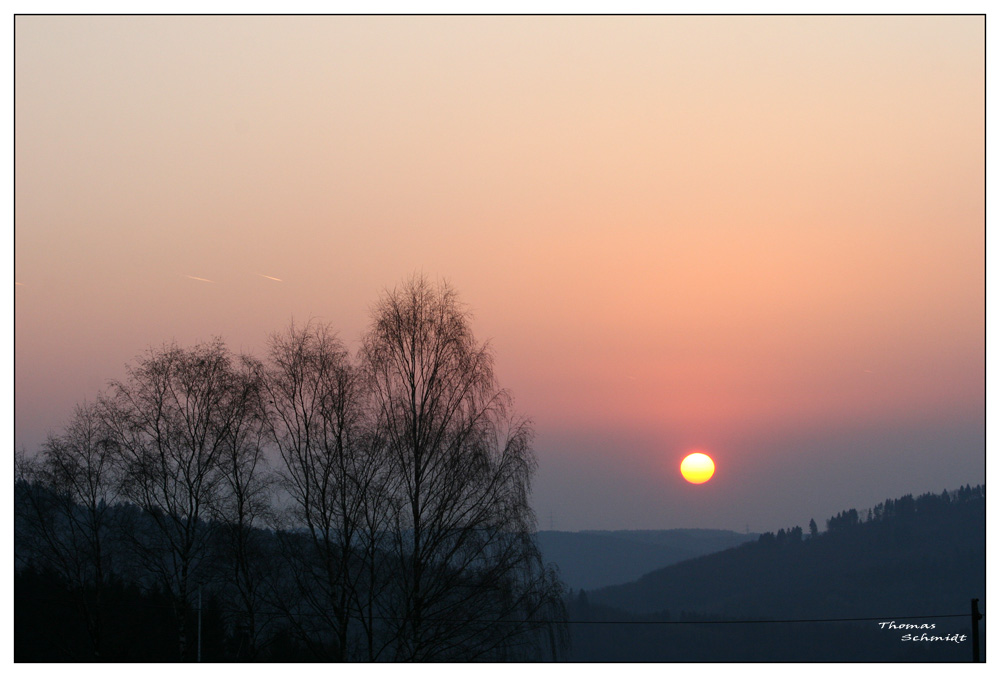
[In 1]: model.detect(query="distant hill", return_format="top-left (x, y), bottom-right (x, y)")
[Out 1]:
top-left (536, 528), bottom-right (755, 590)
top-left (569, 485), bottom-right (985, 661)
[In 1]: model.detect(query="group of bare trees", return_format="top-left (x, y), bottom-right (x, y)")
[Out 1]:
top-left (15, 276), bottom-right (565, 661)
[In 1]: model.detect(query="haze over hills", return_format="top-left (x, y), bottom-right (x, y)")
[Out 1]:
top-left (535, 528), bottom-right (756, 590)
top-left (15, 471), bottom-right (986, 662)
top-left (567, 485), bottom-right (985, 661)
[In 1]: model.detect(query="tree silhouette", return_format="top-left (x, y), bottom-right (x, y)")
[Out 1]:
top-left (261, 321), bottom-right (388, 660)
top-left (14, 401), bottom-right (122, 658)
top-left (206, 354), bottom-right (275, 659)
top-left (14, 278), bottom-right (566, 661)
top-left (101, 340), bottom-right (247, 659)
top-left (362, 275), bottom-right (564, 660)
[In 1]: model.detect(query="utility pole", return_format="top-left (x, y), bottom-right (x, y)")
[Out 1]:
top-left (971, 598), bottom-right (983, 662)
top-left (198, 586), bottom-right (202, 663)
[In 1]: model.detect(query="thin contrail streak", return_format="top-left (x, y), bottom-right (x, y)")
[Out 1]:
top-left (184, 275), bottom-right (215, 283)
top-left (258, 274), bottom-right (283, 282)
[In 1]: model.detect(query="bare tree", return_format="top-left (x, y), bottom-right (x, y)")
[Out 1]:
top-left (361, 275), bottom-right (565, 660)
top-left (262, 322), bottom-right (388, 660)
top-left (101, 339), bottom-right (244, 659)
top-left (15, 282), bottom-right (566, 661)
top-left (206, 354), bottom-right (277, 659)
top-left (14, 402), bottom-right (122, 658)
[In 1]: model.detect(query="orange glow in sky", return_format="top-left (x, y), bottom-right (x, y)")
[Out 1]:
top-left (13, 16), bottom-right (985, 531)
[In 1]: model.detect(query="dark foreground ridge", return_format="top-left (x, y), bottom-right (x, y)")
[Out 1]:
top-left (567, 485), bottom-right (985, 661)
top-left (16, 481), bottom-right (984, 661)
top-left (15, 276), bottom-right (565, 662)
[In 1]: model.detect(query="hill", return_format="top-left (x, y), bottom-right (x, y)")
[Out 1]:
top-left (535, 528), bottom-right (755, 591)
top-left (570, 485), bottom-right (985, 661)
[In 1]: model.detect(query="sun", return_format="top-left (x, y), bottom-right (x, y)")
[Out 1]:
top-left (680, 452), bottom-right (715, 484)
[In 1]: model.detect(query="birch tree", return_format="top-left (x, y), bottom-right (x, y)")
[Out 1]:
top-left (361, 275), bottom-right (565, 660)
top-left (263, 322), bottom-right (388, 660)
top-left (14, 402), bottom-right (122, 658)
top-left (102, 339), bottom-right (243, 659)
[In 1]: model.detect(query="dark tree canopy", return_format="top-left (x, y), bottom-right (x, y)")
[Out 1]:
top-left (362, 275), bottom-right (557, 660)
top-left (15, 275), bottom-right (565, 662)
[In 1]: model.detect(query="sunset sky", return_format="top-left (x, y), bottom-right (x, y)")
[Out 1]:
top-left (13, 15), bottom-right (985, 532)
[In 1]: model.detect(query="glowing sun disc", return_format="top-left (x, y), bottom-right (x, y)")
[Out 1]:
top-left (681, 452), bottom-right (715, 484)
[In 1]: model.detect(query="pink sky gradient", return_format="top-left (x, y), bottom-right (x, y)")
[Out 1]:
top-left (14, 16), bottom-right (984, 531)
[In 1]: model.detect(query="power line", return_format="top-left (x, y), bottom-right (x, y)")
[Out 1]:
top-left (28, 594), bottom-right (977, 626)
top-left (554, 613), bottom-right (973, 626)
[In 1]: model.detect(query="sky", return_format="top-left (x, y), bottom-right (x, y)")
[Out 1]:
top-left (13, 15), bottom-right (985, 533)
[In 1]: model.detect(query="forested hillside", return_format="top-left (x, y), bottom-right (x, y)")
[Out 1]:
top-left (570, 485), bottom-right (985, 661)
top-left (15, 481), bottom-right (566, 662)
top-left (14, 278), bottom-right (565, 662)
top-left (536, 529), bottom-right (755, 590)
